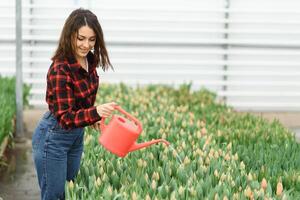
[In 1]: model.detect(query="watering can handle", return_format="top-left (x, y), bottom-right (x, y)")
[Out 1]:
top-left (100, 106), bottom-right (143, 132)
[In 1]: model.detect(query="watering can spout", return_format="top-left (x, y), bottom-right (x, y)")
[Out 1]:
top-left (129, 139), bottom-right (170, 152)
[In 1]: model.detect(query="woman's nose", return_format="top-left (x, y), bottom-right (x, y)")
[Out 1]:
top-left (83, 40), bottom-right (89, 48)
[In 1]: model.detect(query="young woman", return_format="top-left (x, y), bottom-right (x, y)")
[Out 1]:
top-left (32, 8), bottom-right (116, 200)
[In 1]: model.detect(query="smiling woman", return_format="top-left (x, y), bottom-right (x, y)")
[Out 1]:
top-left (31, 8), bottom-right (117, 200)
top-left (52, 8), bottom-right (111, 72)
top-left (75, 26), bottom-right (96, 71)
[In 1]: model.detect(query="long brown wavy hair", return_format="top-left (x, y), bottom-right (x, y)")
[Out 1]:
top-left (52, 8), bottom-right (112, 71)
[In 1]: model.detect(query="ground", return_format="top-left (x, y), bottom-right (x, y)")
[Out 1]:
top-left (0, 109), bottom-right (45, 200)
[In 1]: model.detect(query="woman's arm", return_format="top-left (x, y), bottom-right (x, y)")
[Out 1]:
top-left (48, 64), bottom-right (101, 129)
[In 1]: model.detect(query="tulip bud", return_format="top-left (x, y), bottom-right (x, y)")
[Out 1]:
top-left (183, 156), bottom-right (190, 165)
top-left (149, 153), bottom-right (154, 160)
top-left (220, 173), bottom-right (226, 182)
top-left (68, 180), bottom-right (74, 189)
top-left (108, 186), bottom-right (113, 196)
top-left (145, 194), bottom-right (151, 200)
top-left (187, 186), bottom-right (195, 196)
top-left (261, 178), bottom-right (267, 191)
top-left (178, 186), bottom-right (185, 196)
top-left (276, 181), bottom-right (283, 196)
top-left (182, 120), bottom-right (187, 128)
top-left (196, 131), bottom-right (202, 139)
top-left (240, 161), bottom-right (245, 170)
top-left (201, 127), bottom-right (207, 135)
top-left (247, 173), bottom-right (253, 181)
top-left (233, 193), bottom-right (239, 200)
top-left (224, 153), bottom-right (230, 161)
top-left (214, 194), bottom-right (219, 200)
top-left (244, 186), bottom-right (253, 198)
top-left (196, 120), bottom-right (201, 128)
top-left (226, 143), bottom-right (232, 150)
top-left (131, 192), bottom-right (138, 200)
top-left (137, 159), bottom-right (143, 168)
top-left (95, 177), bottom-right (101, 187)
top-left (151, 180), bottom-right (157, 190)
top-left (200, 121), bottom-right (206, 127)
top-left (233, 153), bottom-right (238, 161)
top-left (214, 169), bottom-right (219, 178)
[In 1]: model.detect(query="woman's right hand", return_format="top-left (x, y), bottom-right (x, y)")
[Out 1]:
top-left (96, 102), bottom-right (117, 118)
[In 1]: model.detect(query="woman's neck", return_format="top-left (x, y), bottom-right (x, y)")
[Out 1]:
top-left (77, 57), bottom-right (88, 71)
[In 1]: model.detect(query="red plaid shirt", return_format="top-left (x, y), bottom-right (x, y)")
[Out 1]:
top-left (46, 52), bottom-right (101, 129)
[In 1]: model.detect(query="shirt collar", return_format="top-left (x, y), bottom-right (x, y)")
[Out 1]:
top-left (67, 51), bottom-right (96, 73)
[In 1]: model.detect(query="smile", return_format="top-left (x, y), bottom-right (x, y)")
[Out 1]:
top-left (80, 50), bottom-right (89, 54)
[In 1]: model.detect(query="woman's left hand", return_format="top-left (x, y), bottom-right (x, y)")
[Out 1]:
top-left (91, 121), bottom-right (101, 131)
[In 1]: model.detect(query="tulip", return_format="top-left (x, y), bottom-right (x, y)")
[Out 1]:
top-left (261, 178), bottom-right (267, 191)
top-left (131, 192), bottom-right (138, 200)
top-left (247, 173), bottom-right (253, 181)
top-left (201, 127), bottom-right (207, 135)
top-left (244, 186), bottom-right (253, 199)
top-left (107, 186), bottom-right (113, 196)
top-left (214, 169), bottom-right (219, 178)
top-left (224, 153), bottom-right (231, 161)
top-left (276, 181), bottom-right (283, 196)
top-left (68, 180), bottom-right (74, 190)
top-left (151, 180), bottom-right (157, 190)
top-left (240, 161), bottom-right (245, 170)
top-left (145, 194), bottom-right (151, 200)
top-left (178, 186), bottom-right (185, 196)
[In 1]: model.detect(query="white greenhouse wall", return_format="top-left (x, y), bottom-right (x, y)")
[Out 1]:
top-left (0, 0), bottom-right (300, 111)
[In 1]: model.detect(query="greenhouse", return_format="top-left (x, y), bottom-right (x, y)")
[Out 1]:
top-left (0, 0), bottom-right (300, 199)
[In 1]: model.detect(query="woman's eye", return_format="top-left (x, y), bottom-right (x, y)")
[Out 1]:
top-left (90, 39), bottom-right (96, 42)
top-left (77, 37), bottom-right (84, 41)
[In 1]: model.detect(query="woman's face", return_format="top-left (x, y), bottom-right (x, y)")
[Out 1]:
top-left (74, 25), bottom-right (96, 60)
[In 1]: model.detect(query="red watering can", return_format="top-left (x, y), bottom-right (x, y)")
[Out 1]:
top-left (99, 106), bottom-right (170, 157)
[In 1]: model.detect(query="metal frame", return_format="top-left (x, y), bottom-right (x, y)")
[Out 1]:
top-left (16, 0), bottom-right (24, 138)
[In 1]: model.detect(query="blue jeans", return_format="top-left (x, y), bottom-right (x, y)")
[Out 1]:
top-left (32, 111), bottom-right (84, 200)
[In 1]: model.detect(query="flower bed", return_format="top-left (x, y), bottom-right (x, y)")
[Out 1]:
top-left (0, 76), bottom-right (30, 157)
top-left (66, 83), bottom-right (300, 199)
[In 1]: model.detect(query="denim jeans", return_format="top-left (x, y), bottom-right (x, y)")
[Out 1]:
top-left (32, 111), bottom-right (84, 200)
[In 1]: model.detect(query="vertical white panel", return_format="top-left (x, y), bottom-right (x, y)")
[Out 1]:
top-left (0, 0), bottom-right (300, 111)
top-left (227, 0), bottom-right (300, 111)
